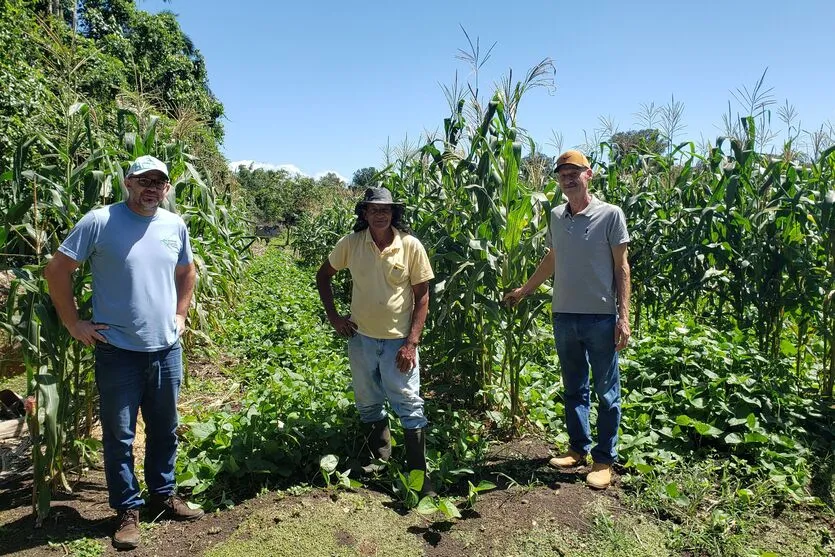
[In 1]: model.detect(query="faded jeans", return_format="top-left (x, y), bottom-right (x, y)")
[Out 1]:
top-left (552, 313), bottom-right (621, 464)
top-left (95, 341), bottom-right (182, 510)
top-left (347, 333), bottom-right (427, 430)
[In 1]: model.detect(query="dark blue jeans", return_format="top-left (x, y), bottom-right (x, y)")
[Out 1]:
top-left (95, 341), bottom-right (182, 510)
top-left (552, 313), bottom-right (621, 464)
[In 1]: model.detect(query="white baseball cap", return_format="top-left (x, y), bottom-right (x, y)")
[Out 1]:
top-left (126, 155), bottom-right (169, 180)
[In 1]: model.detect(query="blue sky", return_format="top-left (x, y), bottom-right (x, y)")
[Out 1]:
top-left (141, 0), bottom-right (834, 181)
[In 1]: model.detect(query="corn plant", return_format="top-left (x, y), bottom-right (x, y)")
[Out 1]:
top-left (372, 60), bottom-right (556, 430)
top-left (593, 119), bottom-right (835, 398)
top-left (1, 101), bottom-right (119, 523)
top-left (0, 99), bottom-right (248, 523)
top-left (816, 150), bottom-right (835, 398)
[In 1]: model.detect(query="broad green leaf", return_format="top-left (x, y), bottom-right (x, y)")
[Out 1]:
top-left (319, 454), bottom-right (338, 474)
top-left (438, 498), bottom-right (462, 519)
top-left (724, 433), bottom-right (743, 444)
top-left (635, 463), bottom-right (653, 474)
top-left (474, 480), bottom-right (497, 493)
top-left (736, 488), bottom-right (753, 503)
top-left (176, 470), bottom-right (198, 487)
top-left (188, 421), bottom-right (216, 441)
top-left (744, 432), bottom-right (769, 444)
top-left (408, 470), bottom-right (425, 492)
top-left (416, 497), bottom-right (438, 515)
top-left (694, 421), bottom-right (723, 437)
top-left (674, 415), bottom-right (693, 426)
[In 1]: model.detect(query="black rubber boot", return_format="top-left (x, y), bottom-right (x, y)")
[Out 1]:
top-left (358, 418), bottom-right (391, 474)
top-left (404, 428), bottom-right (436, 497)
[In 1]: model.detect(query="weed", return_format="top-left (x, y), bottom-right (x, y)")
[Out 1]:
top-left (47, 537), bottom-right (103, 557)
top-left (319, 454), bottom-right (361, 493)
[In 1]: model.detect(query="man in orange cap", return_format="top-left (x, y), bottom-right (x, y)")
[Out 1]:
top-left (505, 150), bottom-right (631, 489)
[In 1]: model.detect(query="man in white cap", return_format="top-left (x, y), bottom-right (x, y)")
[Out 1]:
top-left (44, 155), bottom-right (202, 549)
top-left (504, 150), bottom-right (631, 490)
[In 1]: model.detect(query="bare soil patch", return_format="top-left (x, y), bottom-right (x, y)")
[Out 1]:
top-left (0, 436), bottom-right (615, 556)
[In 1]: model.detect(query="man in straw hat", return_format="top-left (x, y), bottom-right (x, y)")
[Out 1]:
top-left (44, 155), bottom-right (203, 550)
top-left (504, 150), bottom-right (631, 490)
top-left (316, 186), bottom-right (436, 497)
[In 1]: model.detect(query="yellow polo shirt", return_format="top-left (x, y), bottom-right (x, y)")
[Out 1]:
top-left (329, 227), bottom-right (434, 339)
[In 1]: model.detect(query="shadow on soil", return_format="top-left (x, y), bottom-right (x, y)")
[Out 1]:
top-left (406, 520), bottom-right (454, 547)
top-left (0, 473), bottom-right (111, 556)
top-left (0, 504), bottom-right (112, 557)
top-left (808, 401), bottom-right (835, 511)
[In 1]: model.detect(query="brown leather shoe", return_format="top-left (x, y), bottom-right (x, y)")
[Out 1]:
top-left (586, 462), bottom-right (613, 489)
top-left (148, 493), bottom-right (204, 521)
top-left (113, 508), bottom-right (140, 549)
top-left (548, 448), bottom-right (588, 468)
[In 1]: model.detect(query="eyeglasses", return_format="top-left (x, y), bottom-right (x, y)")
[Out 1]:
top-left (556, 169), bottom-right (585, 182)
top-left (134, 177), bottom-right (168, 190)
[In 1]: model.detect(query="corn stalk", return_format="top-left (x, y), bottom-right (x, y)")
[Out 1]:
top-left (1, 99), bottom-right (248, 523)
top-left (380, 59), bottom-right (556, 430)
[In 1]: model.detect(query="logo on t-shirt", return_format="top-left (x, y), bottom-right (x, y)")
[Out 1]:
top-left (161, 236), bottom-right (181, 254)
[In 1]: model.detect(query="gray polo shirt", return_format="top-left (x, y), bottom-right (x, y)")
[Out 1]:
top-left (546, 196), bottom-right (629, 315)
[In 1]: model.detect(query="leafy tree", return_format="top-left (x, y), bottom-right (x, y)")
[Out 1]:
top-left (77, 0), bottom-right (137, 38)
top-left (609, 128), bottom-right (669, 159)
top-left (317, 172), bottom-right (346, 189)
top-left (0, 1), bottom-right (49, 160)
top-left (235, 166), bottom-right (316, 226)
top-left (0, 0), bottom-right (225, 172)
top-left (75, 0), bottom-right (224, 139)
top-left (351, 166), bottom-right (377, 189)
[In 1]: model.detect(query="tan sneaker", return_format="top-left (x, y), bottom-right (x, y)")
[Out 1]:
top-left (586, 462), bottom-right (613, 489)
top-left (548, 448), bottom-right (587, 468)
top-left (113, 508), bottom-right (140, 549)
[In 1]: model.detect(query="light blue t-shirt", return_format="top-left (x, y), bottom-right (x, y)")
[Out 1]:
top-left (58, 202), bottom-right (193, 351)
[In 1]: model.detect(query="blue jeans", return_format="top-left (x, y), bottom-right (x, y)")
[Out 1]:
top-left (95, 341), bottom-right (182, 510)
top-left (347, 333), bottom-right (427, 430)
top-left (552, 313), bottom-right (621, 464)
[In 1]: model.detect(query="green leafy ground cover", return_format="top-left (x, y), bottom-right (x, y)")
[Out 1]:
top-left (171, 241), bottom-right (832, 556)
top-left (176, 243), bottom-right (491, 510)
top-left (1, 241), bottom-right (832, 555)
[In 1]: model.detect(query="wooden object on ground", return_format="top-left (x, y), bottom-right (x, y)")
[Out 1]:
top-left (0, 417), bottom-right (25, 440)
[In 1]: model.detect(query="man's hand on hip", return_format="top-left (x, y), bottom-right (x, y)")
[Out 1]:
top-left (329, 315), bottom-right (357, 338)
top-left (614, 319), bottom-right (631, 351)
top-left (396, 341), bottom-right (417, 373)
top-left (69, 320), bottom-right (109, 346)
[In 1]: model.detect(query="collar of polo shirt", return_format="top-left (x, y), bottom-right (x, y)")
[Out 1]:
top-left (364, 227), bottom-right (403, 252)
